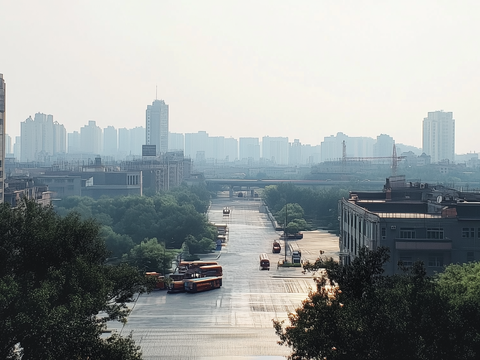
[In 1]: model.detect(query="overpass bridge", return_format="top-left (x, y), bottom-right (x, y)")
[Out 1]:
top-left (204, 178), bottom-right (384, 197)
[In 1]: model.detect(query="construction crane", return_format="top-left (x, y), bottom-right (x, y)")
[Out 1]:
top-left (342, 141), bottom-right (405, 176)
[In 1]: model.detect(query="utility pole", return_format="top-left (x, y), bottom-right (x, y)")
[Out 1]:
top-left (284, 203), bottom-right (288, 262)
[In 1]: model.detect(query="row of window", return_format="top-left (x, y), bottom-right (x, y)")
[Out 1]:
top-left (398, 228), bottom-right (445, 239)
top-left (383, 227), bottom-right (480, 240)
top-left (400, 252), bottom-right (475, 267)
top-left (42, 178), bottom-right (75, 183)
top-left (400, 255), bottom-right (444, 267)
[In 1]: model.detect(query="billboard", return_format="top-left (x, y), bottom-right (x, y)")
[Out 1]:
top-left (142, 145), bottom-right (156, 157)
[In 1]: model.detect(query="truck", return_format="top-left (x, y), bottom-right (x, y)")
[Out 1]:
top-left (272, 240), bottom-right (281, 253)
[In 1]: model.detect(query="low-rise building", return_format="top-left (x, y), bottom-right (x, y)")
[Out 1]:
top-left (339, 175), bottom-right (480, 275)
top-left (4, 177), bottom-right (53, 207)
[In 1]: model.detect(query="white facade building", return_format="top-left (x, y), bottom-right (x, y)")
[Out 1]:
top-left (239, 137), bottom-right (260, 163)
top-left (169, 132), bottom-right (185, 152)
top-left (262, 136), bottom-right (289, 165)
top-left (103, 126), bottom-right (118, 156)
top-left (422, 111), bottom-right (455, 163)
top-left (146, 99), bottom-right (169, 155)
top-left (80, 121), bottom-right (102, 154)
top-left (20, 113), bottom-right (66, 162)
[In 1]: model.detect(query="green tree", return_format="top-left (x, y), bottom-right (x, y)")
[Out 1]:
top-left (184, 235), bottom-right (216, 256)
top-left (125, 238), bottom-right (175, 274)
top-left (101, 226), bottom-right (136, 259)
top-left (0, 199), bottom-right (145, 359)
top-left (275, 247), bottom-right (480, 360)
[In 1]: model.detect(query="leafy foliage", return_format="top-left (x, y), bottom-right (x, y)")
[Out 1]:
top-left (123, 238), bottom-right (177, 274)
top-left (275, 247), bottom-right (480, 359)
top-left (54, 185), bottom-right (214, 257)
top-left (184, 235), bottom-right (216, 256)
top-left (0, 199), bottom-right (145, 359)
top-left (263, 183), bottom-right (348, 231)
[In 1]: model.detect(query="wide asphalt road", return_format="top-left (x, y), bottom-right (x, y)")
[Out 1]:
top-left (114, 196), bottom-right (324, 360)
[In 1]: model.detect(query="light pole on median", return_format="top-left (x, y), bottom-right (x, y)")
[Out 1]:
top-left (284, 202), bottom-right (288, 263)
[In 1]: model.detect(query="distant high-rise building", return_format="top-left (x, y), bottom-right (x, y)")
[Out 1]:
top-left (0, 74), bottom-right (5, 203)
top-left (422, 111), bottom-right (455, 163)
top-left (146, 99), bottom-right (169, 155)
top-left (20, 113), bottom-right (66, 162)
top-left (103, 126), bottom-right (118, 156)
top-left (321, 133), bottom-right (348, 162)
top-left (224, 137), bottom-right (238, 162)
top-left (169, 132), bottom-right (185, 152)
top-left (14, 136), bottom-right (21, 160)
top-left (130, 126), bottom-right (145, 156)
top-left (80, 121), bottom-right (102, 154)
top-left (118, 128), bottom-right (130, 158)
top-left (301, 144), bottom-right (321, 164)
top-left (5, 134), bottom-right (11, 155)
top-left (239, 137), bottom-right (260, 162)
top-left (262, 136), bottom-right (289, 165)
top-left (20, 116), bottom-right (36, 162)
top-left (53, 121), bottom-right (66, 155)
top-left (185, 131), bottom-right (209, 161)
top-left (207, 136), bottom-right (225, 161)
top-left (321, 132), bottom-right (374, 162)
top-left (374, 134), bottom-right (394, 157)
top-left (68, 131), bottom-right (81, 153)
top-left (289, 139), bottom-right (302, 165)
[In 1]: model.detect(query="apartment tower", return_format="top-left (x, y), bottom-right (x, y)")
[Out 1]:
top-left (422, 111), bottom-right (455, 163)
top-left (146, 99), bottom-right (169, 156)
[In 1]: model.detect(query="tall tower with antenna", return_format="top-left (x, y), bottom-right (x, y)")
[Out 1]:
top-left (146, 96), bottom-right (169, 155)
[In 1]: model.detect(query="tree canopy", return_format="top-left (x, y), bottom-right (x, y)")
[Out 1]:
top-left (0, 199), bottom-right (146, 359)
top-left (54, 184), bottom-right (215, 258)
top-left (274, 247), bottom-right (480, 359)
top-left (263, 183), bottom-right (348, 231)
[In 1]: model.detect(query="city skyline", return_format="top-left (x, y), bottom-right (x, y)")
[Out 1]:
top-left (2, 2), bottom-right (480, 153)
top-left (7, 110), bottom-right (475, 158)
top-left (11, 115), bottom-right (474, 167)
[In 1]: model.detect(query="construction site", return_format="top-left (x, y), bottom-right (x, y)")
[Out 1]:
top-left (311, 141), bottom-right (405, 181)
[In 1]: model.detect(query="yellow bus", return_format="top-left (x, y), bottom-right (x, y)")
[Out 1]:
top-left (145, 272), bottom-right (167, 290)
top-left (259, 253), bottom-right (270, 271)
top-left (184, 276), bottom-right (222, 293)
top-left (198, 265), bottom-right (223, 277)
top-left (178, 260), bottom-right (219, 274)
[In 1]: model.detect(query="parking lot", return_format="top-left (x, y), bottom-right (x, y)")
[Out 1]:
top-left (112, 197), bottom-right (339, 359)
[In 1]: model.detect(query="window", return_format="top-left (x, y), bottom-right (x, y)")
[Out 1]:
top-left (462, 228), bottom-right (475, 238)
top-left (381, 227), bottom-right (386, 239)
top-left (428, 256), bottom-right (443, 267)
top-left (467, 252), bottom-right (474, 263)
top-left (427, 228), bottom-right (444, 239)
top-left (400, 228), bottom-right (416, 239)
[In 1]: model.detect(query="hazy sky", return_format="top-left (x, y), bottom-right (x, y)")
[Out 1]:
top-left (2, 1), bottom-right (480, 153)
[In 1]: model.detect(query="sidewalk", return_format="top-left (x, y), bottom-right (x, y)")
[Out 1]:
top-left (286, 230), bottom-right (340, 263)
